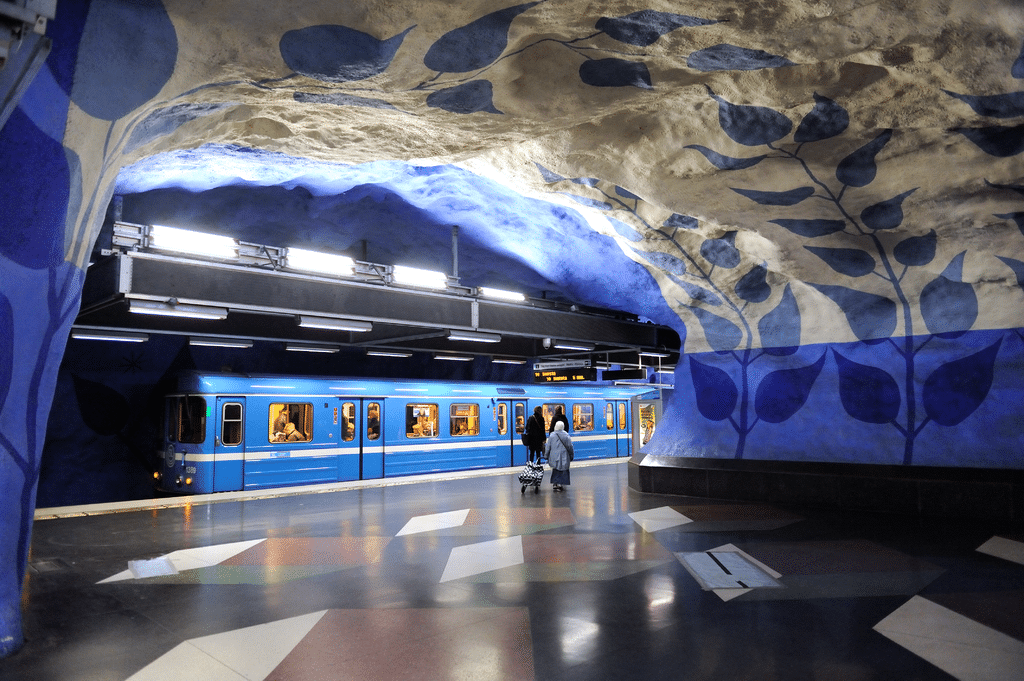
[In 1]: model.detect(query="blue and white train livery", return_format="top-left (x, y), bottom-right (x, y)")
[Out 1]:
top-left (156, 372), bottom-right (652, 494)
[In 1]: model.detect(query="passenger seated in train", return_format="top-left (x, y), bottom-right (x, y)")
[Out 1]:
top-left (273, 422), bottom-right (305, 442)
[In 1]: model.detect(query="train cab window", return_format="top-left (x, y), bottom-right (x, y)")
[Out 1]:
top-left (406, 403), bottom-right (438, 438)
top-left (514, 403), bottom-right (525, 434)
top-left (450, 404), bottom-right (480, 436)
top-left (341, 402), bottom-right (356, 442)
top-left (573, 404), bottom-right (594, 431)
top-left (367, 402), bottom-right (381, 441)
top-left (605, 404), bottom-right (614, 430)
top-left (619, 403), bottom-right (627, 431)
top-left (542, 403), bottom-right (566, 431)
top-left (496, 403), bottom-right (508, 435)
top-left (177, 396), bottom-right (207, 444)
top-left (269, 403), bottom-right (312, 443)
top-left (221, 402), bottom-right (243, 446)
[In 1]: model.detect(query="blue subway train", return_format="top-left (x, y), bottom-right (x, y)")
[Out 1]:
top-left (156, 372), bottom-right (654, 494)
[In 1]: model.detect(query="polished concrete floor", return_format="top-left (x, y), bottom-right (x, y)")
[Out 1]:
top-left (7, 459), bottom-right (1024, 680)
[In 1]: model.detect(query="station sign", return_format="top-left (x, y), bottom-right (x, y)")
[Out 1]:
top-left (533, 367), bottom-right (598, 383)
top-left (601, 368), bottom-right (646, 380)
top-left (533, 360), bottom-right (591, 370)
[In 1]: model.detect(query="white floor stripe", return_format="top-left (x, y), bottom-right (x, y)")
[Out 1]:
top-left (977, 536), bottom-right (1024, 567)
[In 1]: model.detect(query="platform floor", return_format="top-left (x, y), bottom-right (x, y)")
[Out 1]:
top-left (7, 459), bottom-right (1024, 680)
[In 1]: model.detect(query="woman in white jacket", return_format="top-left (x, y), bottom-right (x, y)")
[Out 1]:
top-left (544, 421), bottom-right (574, 492)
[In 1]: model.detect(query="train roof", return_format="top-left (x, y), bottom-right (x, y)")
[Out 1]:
top-left (174, 371), bottom-right (658, 400)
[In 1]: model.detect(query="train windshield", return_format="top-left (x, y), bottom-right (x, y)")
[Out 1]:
top-left (175, 396), bottom-right (207, 444)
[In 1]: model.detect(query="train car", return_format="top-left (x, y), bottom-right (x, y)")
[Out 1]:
top-left (156, 372), bottom-right (654, 494)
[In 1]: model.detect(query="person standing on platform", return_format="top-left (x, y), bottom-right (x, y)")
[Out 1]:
top-left (549, 405), bottom-right (569, 433)
top-left (526, 405), bottom-right (546, 463)
top-left (545, 421), bottom-right (573, 492)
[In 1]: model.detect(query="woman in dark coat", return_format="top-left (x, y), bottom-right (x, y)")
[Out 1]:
top-left (526, 405), bottom-right (546, 463)
top-left (544, 421), bottom-right (574, 491)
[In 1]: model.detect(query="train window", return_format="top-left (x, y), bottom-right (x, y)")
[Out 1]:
top-left (367, 402), bottom-right (381, 440)
top-left (406, 403), bottom-right (438, 438)
top-left (341, 402), bottom-right (356, 442)
top-left (605, 403), bottom-right (614, 429)
top-left (221, 402), bottom-right (243, 446)
top-left (573, 404), bottom-right (594, 431)
top-left (542, 403), bottom-right (566, 431)
top-left (514, 403), bottom-right (525, 434)
top-left (496, 403), bottom-right (507, 435)
top-left (177, 396), bottom-right (206, 444)
top-left (269, 403), bottom-right (313, 443)
top-left (450, 404), bottom-right (480, 436)
top-left (619, 403), bottom-right (627, 430)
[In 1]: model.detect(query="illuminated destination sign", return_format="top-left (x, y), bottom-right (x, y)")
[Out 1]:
top-left (533, 360), bottom-right (591, 370)
top-left (533, 367), bottom-right (597, 383)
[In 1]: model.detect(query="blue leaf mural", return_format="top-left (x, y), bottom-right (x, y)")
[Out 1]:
top-left (690, 306), bottom-right (742, 350)
top-left (920, 252), bottom-right (978, 335)
top-left (985, 178), bottom-right (1024, 197)
top-left (609, 217), bottom-right (643, 241)
top-left (732, 186), bottom-right (815, 205)
top-left (571, 177), bottom-right (601, 187)
top-left (754, 352), bottom-right (826, 424)
top-left (735, 264), bottom-right (771, 303)
top-left (426, 80), bottom-right (503, 114)
top-left (758, 284), bottom-right (801, 353)
top-left (995, 211), bottom-right (1024, 237)
top-left (768, 218), bottom-right (846, 237)
top-left (615, 186), bottom-right (641, 200)
top-left (685, 145), bottom-right (766, 170)
top-left (893, 229), bottom-right (937, 267)
top-left (281, 25), bottom-right (413, 82)
top-left (996, 256), bottom-right (1024, 289)
top-left (689, 357), bottom-right (738, 421)
top-left (953, 125), bottom-right (1024, 157)
top-left (596, 11), bottom-right (717, 46)
top-left (0, 292), bottom-right (11, 415)
top-left (1015, 40), bottom-right (1024, 78)
top-left (809, 284), bottom-right (897, 340)
top-left (804, 246), bottom-right (876, 277)
top-left (72, 0), bottom-right (178, 120)
top-left (294, 92), bottom-right (399, 111)
top-left (562, 193), bottom-right (612, 210)
top-left (923, 340), bottom-right (1002, 427)
top-left (860, 188), bottom-right (917, 230)
top-left (636, 250), bottom-right (687, 276)
top-left (833, 350), bottom-right (901, 424)
top-left (423, 2), bottom-right (539, 73)
top-left (664, 214), bottom-right (698, 230)
top-left (579, 58), bottom-right (653, 89)
top-left (688, 44), bottom-right (795, 72)
top-left (944, 90), bottom-right (1024, 118)
top-left (125, 103), bottom-right (236, 154)
top-left (835, 129), bottom-right (892, 187)
top-left (669, 274), bottom-right (722, 306)
top-left (700, 231), bottom-right (740, 268)
top-left (794, 93), bottom-right (849, 143)
top-left (707, 87), bottom-right (792, 146)
top-left (535, 162), bottom-right (565, 183)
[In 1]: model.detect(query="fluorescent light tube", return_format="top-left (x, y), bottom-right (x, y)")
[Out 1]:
top-left (492, 358), bottom-right (526, 365)
top-left (71, 330), bottom-right (148, 342)
top-left (149, 225), bottom-right (236, 260)
top-left (189, 337), bottom-right (253, 348)
top-left (285, 343), bottom-right (339, 353)
top-left (298, 315), bottom-right (372, 332)
top-left (447, 330), bottom-right (501, 343)
top-left (478, 287), bottom-right (525, 302)
top-left (434, 354), bottom-right (473, 361)
top-left (553, 341), bottom-right (594, 351)
top-left (129, 300), bottom-right (228, 320)
top-left (287, 247), bottom-right (355, 275)
top-left (366, 350), bottom-right (412, 358)
top-left (392, 265), bottom-right (448, 290)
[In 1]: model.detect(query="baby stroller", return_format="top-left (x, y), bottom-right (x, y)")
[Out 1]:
top-left (519, 458), bottom-right (545, 494)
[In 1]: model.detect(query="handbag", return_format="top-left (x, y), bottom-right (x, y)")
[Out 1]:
top-left (521, 432), bottom-right (529, 446)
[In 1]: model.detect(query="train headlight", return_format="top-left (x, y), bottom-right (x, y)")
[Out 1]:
top-left (185, 477), bottom-right (192, 486)
top-left (175, 476), bottom-right (182, 486)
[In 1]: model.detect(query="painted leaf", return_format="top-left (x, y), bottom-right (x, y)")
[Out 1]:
top-left (125, 103), bottom-right (234, 154)
top-left (669, 274), bottom-right (722, 306)
top-left (426, 80), bottom-right (502, 114)
top-left (732, 186), bottom-right (815, 205)
top-left (0, 292), bottom-right (11, 414)
top-left (860, 188), bottom-right (917, 230)
top-left (689, 357), bottom-right (738, 421)
top-left (707, 87), bottom-right (792, 146)
top-left (685, 145), bottom-right (766, 170)
top-left (423, 2), bottom-right (538, 73)
top-left (579, 58), bottom-right (653, 89)
top-left (596, 10), bottom-right (717, 46)
top-left (571, 177), bottom-right (600, 187)
top-left (892, 229), bottom-right (937, 267)
top-left (944, 90), bottom-right (1024, 118)
top-left (923, 340), bottom-right (1002, 427)
top-left (835, 129), bottom-right (893, 187)
top-left (609, 217), bottom-right (642, 241)
top-left (996, 256), bottom-right (1024, 290)
top-left (759, 284), bottom-right (801, 355)
top-left (282, 25), bottom-right (413, 81)
top-left (700, 231), bottom-right (740, 268)
top-left (616, 186), bottom-right (641, 200)
top-left (985, 178), bottom-right (1024, 197)
top-left (690, 306), bottom-right (742, 351)
top-left (920, 252), bottom-right (978, 336)
top-left (72, 374), bottom-right (130, 436)
top-left (769, 218), bottom-right (846, 237)
top-left (664, 214), bottom-right (698, 230)
top-left (754, 352), bottom-right (826, 424)
top-left (562, 193), bottom-right (612, 210)
top-left (953, 125), bottom-right (1024, 157)
top-left (688, 44), bottom-right (795, 72)
top-left (294, 92), bottom-right (398, 111)
top-left (804, 246), bottom-right (876, 277)
top-left (794, 93), bottom-right (849, 143)
top-left (535, 163), bottom-right (565, 183)
top-left (833, 350), bottom-right (901, 424)
top-left (736, 264), bottom-right (771, 303)
top-left (1015, 40), bottom-right (1024, 79)
top-left (636, 250), bottom-right (687, 276)
top-left (996, 212), bottom-right (1024, 238)
top-left (809, 284), bottom-right (897, 340)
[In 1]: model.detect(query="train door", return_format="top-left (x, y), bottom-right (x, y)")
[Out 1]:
top-left (613, 400), bottom-right (631, 457)
top-left (512, 401), bottom-right (527, 466)
top-left (336, 400), bottom-right (360, 481)
top-left (495, 401), bottom-right (518, 466)
top-left (362, 399), bottom-right (384, 479)
top-left (214, 397), bottom-right (245, 491)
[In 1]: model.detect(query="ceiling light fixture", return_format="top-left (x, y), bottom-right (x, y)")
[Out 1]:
top-left (286, 247), bottom-right (355, 276)
top-left (285, 343), bottom-right (340, 353)
top-left (447, 330), bottom-right (501, 343)
top-left (478, 286), bottom-right (525, 302)
top-left (366, 350), bottom-right (413, 358)
top-left (297, 315), bottom-right (372, 332)
top-left (639, 351), bottom-right (671, 358)
top-left (553, 341), bottom-right (594, 351)
top-left (129, 299), bottom-right (228, 320)
top-left (392, 265), bottom-right (448, 290)
top-left (70, 330), bottom-right (149, 343)
top-left (148, 225), bottom-right (237, 260)
top-left (491, 358), bottom-right (527, 365)
top-left (189, 337), bottom-right (253, 349)
top-left (434, 354), bottom-right (473, 362)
